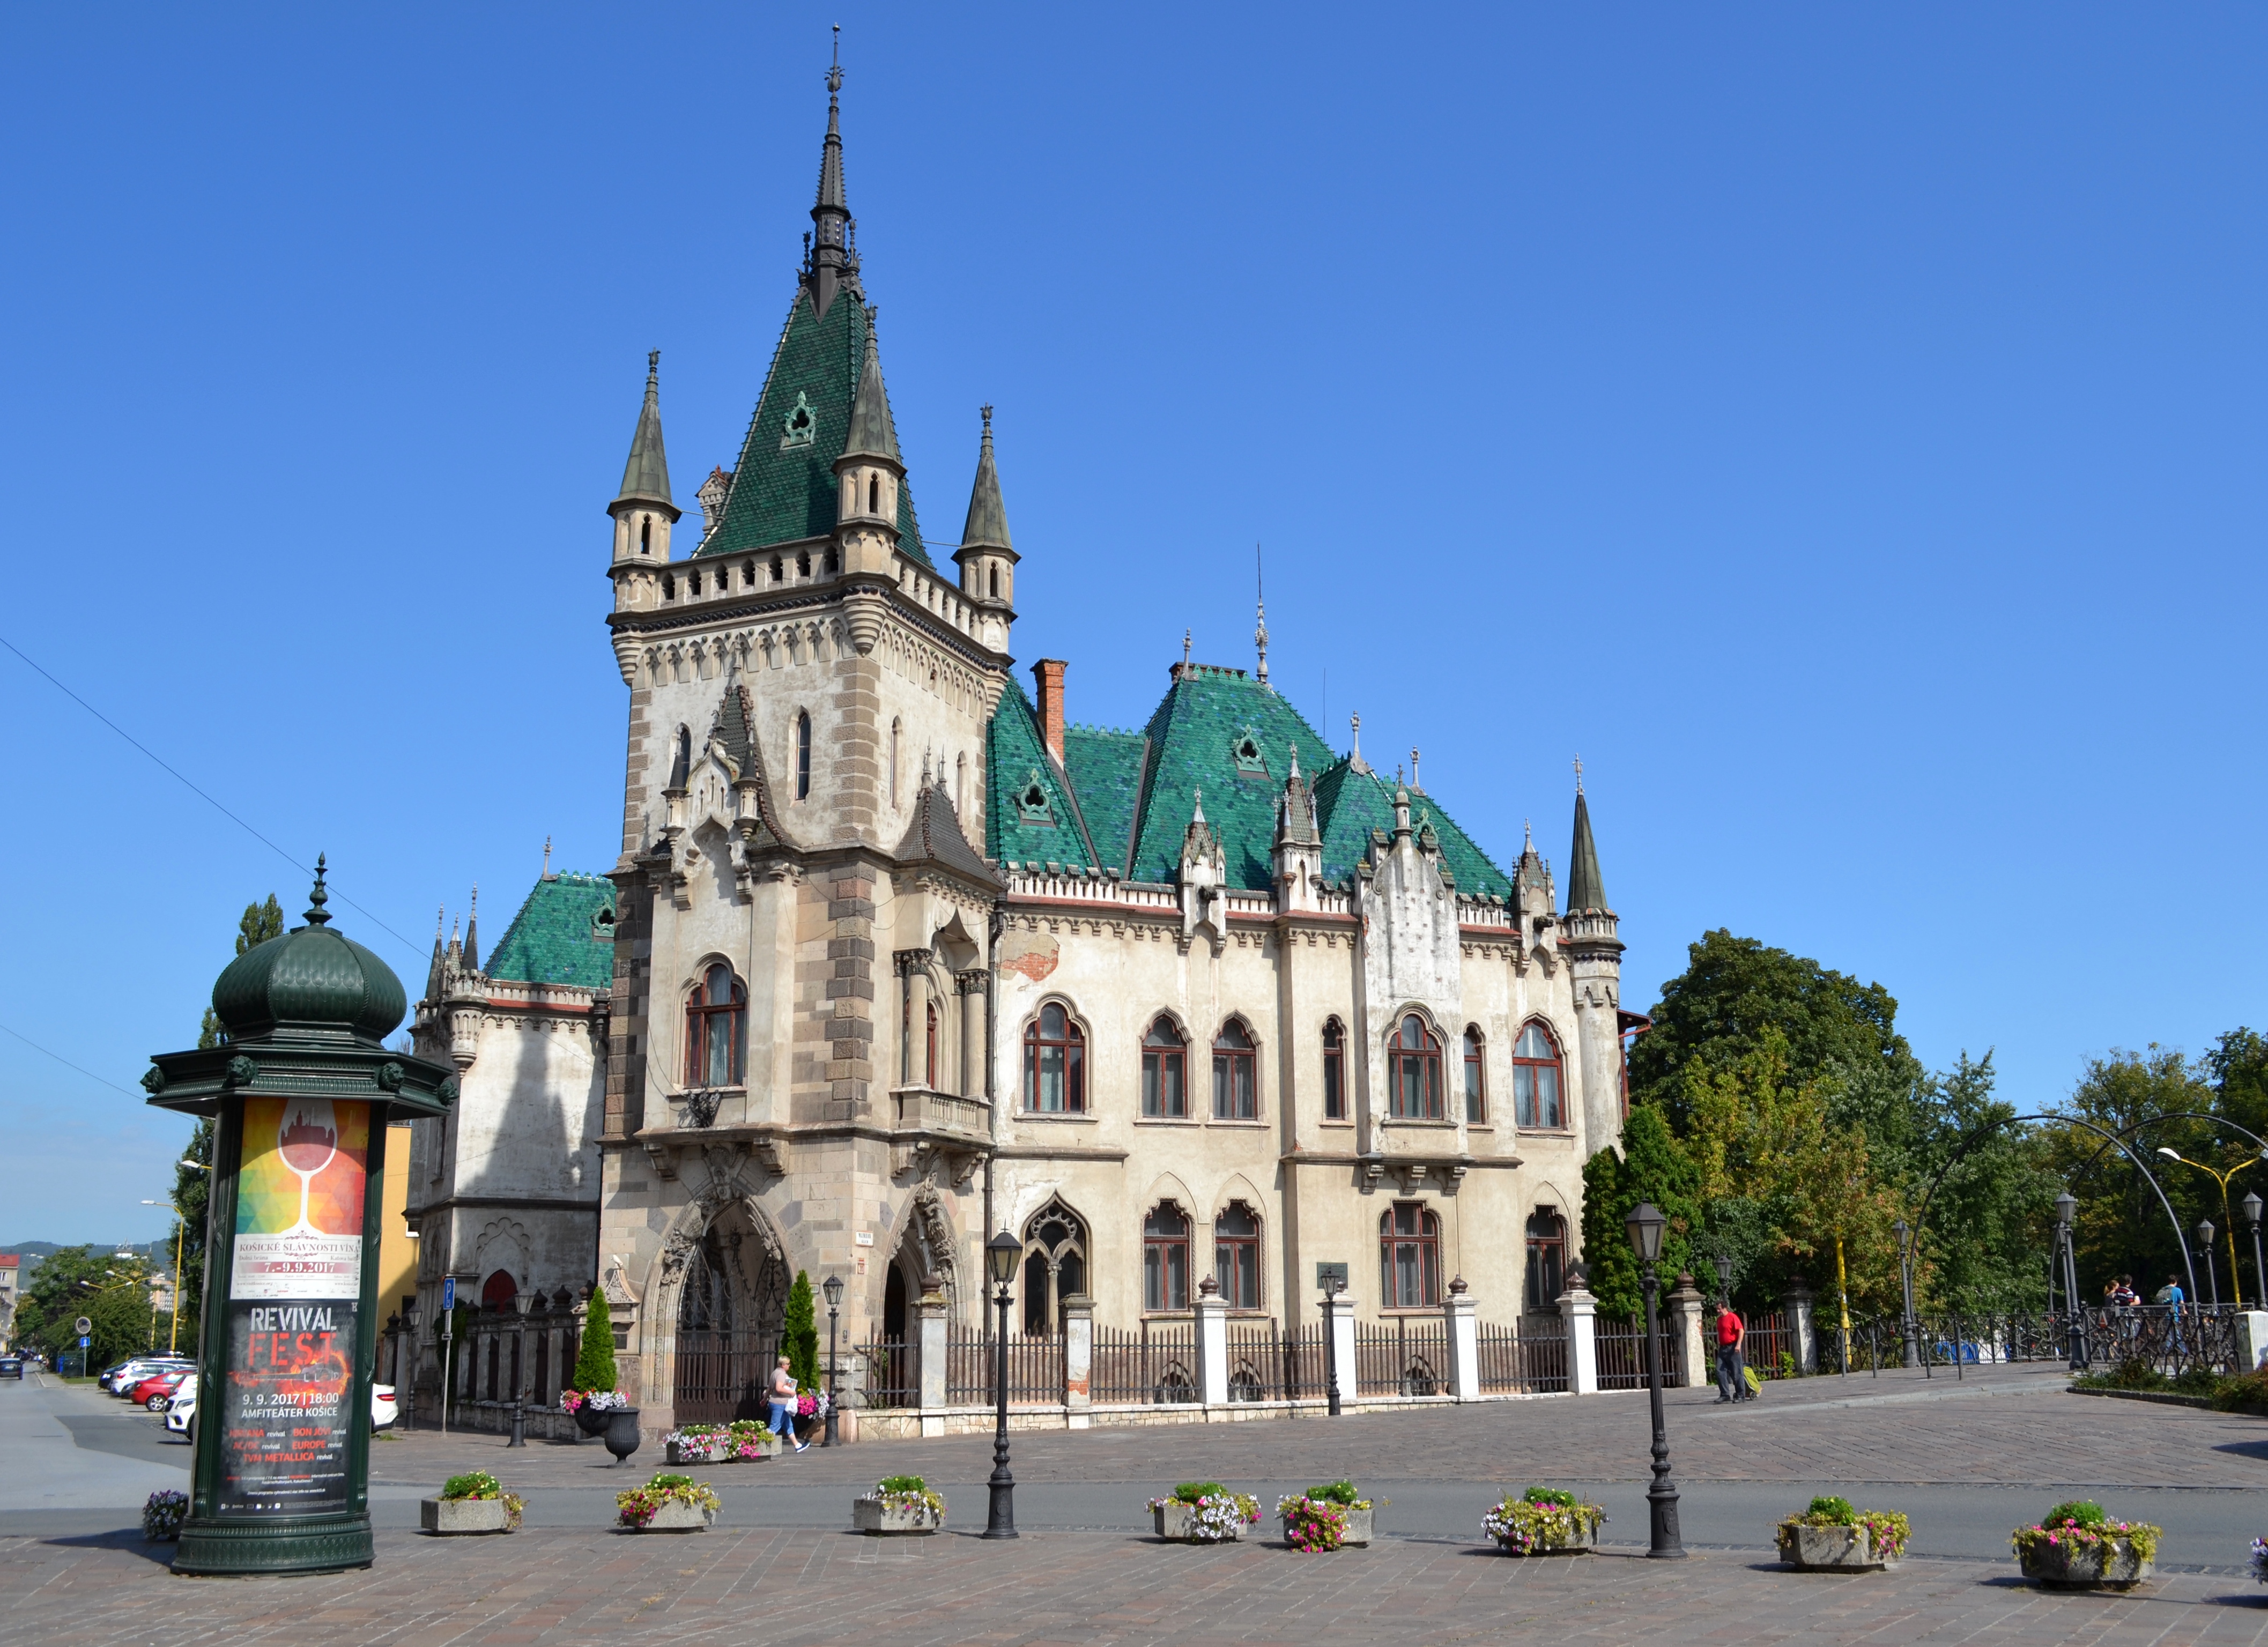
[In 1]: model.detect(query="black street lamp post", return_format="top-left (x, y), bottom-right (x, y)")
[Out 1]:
top-left (2245, 1192), bottom-right (2265, 1311)
top-left (2198, 1221), bottom-right (2220, 1310)
top-left (2055, 1190), bottom-right (2086, 1369)
top-left (1892, 1217), bottom-right (1918, 1369)
top-left (1624, 1200), bottom-right (1684, 1560)
top-left (983, 1229), bottom-right (1020, 1540)
top-left (1711, 1253), bottom-right (1733, 1307)
top-left (821, 1273), bottom-right (844, 1448)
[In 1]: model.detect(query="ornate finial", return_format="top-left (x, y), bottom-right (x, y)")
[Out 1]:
top-left (981, 403), bottom-right (994, 432)
top-left (1411, 747), bottom-right (1420, 790)
top-left (1254, 543), bottom-right (1270, 686)
top-left (306, 853), bottom-right (332, 926)
top-left (435, 905), bottom-right (446, 942)
top-left (1524, 817), bottom-right (1533, 850)
top-left (1191, 785), bottom-right (1205, 823)
top-left (1288, 743), bottom-right (1300, 780)
top-left (922, 747), bottom-right (932, 784)
top-left (1351, 712), bottom-right (1361, 757)
top-left (1182, 628), bottom-right (1192, 673)
top-left (828, 22), bottom-right (842, 94)
top-left (543, 835), bottom-right (553, 879)
top-left (1574, 753), bottom-right (1584, 794)
top-left (1396, 763), bottom-right (1405, 786)
top-left (646, 348), bottom-right (659, 384)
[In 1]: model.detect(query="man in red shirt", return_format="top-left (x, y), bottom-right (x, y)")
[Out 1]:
top-left (1714, 1301), bottom-right (1748, 1404)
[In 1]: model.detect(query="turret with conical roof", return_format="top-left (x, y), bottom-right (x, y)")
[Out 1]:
top-left (954, 405), bottom-right (1019, 611)
top-left (608, 352), bottom-right (680, 599)
top-left (1559, 761), bottom-right (1625, 1161)
top-left (807, 43), bottom-right (856, 321)
top-left (833, 307), bottom-right (903, 567)
top-left (1566, 785), bottom-right (1608, 915)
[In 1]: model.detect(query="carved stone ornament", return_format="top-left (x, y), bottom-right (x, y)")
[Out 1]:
top-left (225, 1054), bottom-right (259, 1086)
top-left (375, 1061), bottom-right (405, 1092)
top-left (436, 1075), bottom-right (460, 1104)
top-left (140, 1066), bottom-right (165, 1095)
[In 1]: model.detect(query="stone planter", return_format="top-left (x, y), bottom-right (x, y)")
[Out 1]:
top-left (2018, 1538), bottom-right (2153, 1589)
top-left (1495, 1513), bottom-right (1601, 1555)
top-left (1154, 1503), bottom-right (1248, 1544)
top-left (573, 1405), bottom-right (612, 1439)
top-left (665, 1441), bottom-right (730, 1467)
top-left (603, 1408), bottom-right (643, 1465)
top-left (1279, 1506), bottom-right (1375, 1547)
top-left (1779, 1524), bottom-right (1896, 1571)
top-left (853, 1496), bottom-right (942, 1535)
top-left (420, 1497), bottom-right (514, 1535)
top-left (629, 1500), bottom-right (715, 1533)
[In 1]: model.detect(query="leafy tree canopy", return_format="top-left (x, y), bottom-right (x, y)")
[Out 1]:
top-left (14, 1245), bottom-right (161, 1369)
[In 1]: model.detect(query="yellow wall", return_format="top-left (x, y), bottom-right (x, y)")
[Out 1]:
top-left (377, 1122), bottom-right (417, 1324)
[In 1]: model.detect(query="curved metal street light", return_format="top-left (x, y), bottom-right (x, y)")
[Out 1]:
top-left (982, 1229), bottom-right (1021, 1540)
top-left (1625, 1201), bottom-right (1683, 1560)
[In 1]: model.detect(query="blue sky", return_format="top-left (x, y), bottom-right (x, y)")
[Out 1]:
top-left (3, 6), bottom-right (2262, 1243)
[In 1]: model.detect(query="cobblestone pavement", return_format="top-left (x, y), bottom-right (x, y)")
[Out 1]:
top-left (6, 1526), bottom-right (2268, 1647)
top-left (370, 1363), bottom-right (2268, 1492)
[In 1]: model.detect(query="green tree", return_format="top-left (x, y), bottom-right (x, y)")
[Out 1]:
top-left (573, 1290), bottom-right (618, 1393)
top-left (783, 1270), bottom-right (819, 1391)
top-left (14, 1246), bottom-right (159, 1371)
top-left (172, 894), bottom-right (283, 1348)
top-left (1904, 1051), bottom-right (2058, 1313)
top-left (1579, 1106), bottom-right (1703, 1318)
top-left (2047, 1047), bottom-right (2218, 1301)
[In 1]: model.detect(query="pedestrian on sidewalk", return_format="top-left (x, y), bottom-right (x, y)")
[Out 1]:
top-left (1715, 1299), bottom-right (1748, 1404)
top-left (769, 1356), bottom-right (810, 1452)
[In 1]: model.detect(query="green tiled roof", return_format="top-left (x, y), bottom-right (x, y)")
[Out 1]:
top-left (1309, 763), bottom-right (1514, 899)
top-left (1124, 667), bottom-right (1338, 888)
top-left (981, 664), bottom-right (1517, 897)
top-left (1061, 723), bottom-right (1145, 874)
top-left (697, 286), bottom-right (931, 567)
top-left (484, 874), bottom-right (617, 991)
top-left (985, 678), bottom-right (1096, 869)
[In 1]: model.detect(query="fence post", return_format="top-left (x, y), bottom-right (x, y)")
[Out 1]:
top-left (1443, 1278), bottom-right (1480, 1401)
top-left (916, 1274), bottom-right (950, 1437)
top-left (1323, 1290), bottom-right (1361, 1410)
top-left (1558, 1280), bottom-right (1598, 1396)
top-left (1194, 1279), bottom-right (1230, 1411)
top-left (1784, 1280), bottom-right (1817, 1375)
top-left (1667, 1274), bottom-right (1709, 1389)
top-left (1063, 1294), bottom-right (1094, 1426)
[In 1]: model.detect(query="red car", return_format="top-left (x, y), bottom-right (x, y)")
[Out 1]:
top-left (128, 1369), bottom-right (192, 1411)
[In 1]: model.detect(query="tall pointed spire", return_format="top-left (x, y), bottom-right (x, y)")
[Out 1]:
top-left (841, 308), bottom-right (900, 463)
top-left (1254, 544), bottom-right (1270, 687)
top-left (1566, 777), bottom-right (1609, 914)
top-left (614, 350), bottom-right (672, 508)
top-left (960, 405), bottom-right (1011, 550)
top-left (807, 27), bottom-right (854, 320)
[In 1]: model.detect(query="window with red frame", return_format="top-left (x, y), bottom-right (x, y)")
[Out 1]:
top-left (1380, 1202), bottom-right (1442, 1307)
top-left (1214, 1202), bottom-right (1261, 1309)
top-left (1022, 1002), bottom-right (1084, 1112)
top-left (1512, 1022), bottom-right (1564, 1129)
top-left (1144, 1203), bottom-right (1191, 1311)
top-left (1322, 1018), bottom-right (1346, 1119)
top-left (685, 962), bottom-right (746, 1086)
top-left (1212, 1019), bottom-right (1256, 1119)
top-left (1463, 1027), bottom-right (1487, 1123)
top-left (1389, 1014), bottom-right (1442, 1119)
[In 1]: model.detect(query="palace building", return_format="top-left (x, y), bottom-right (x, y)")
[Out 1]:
top-left (399, 64), bottom-right (1635, 1433)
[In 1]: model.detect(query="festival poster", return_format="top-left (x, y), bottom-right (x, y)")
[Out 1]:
top-left (220, 1098), bottom-right (368, 1517)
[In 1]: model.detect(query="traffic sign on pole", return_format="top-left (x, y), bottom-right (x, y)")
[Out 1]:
top-left (441, 1277), bottom-right (455, 1312)
top-left (74, 1316), bottom-right (92, 1337)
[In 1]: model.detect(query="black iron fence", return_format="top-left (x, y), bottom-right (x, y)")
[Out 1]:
top-left (1354, 1318), bottom-right (1450, 1397)
top-left (858, 1334), bottom-right (915, 1409)
top-left (1596, 1315), bottom-right (1687, 1390)
top-left (944, 1327), bottom-right (1064, 1405)
top-left (1477, 1317), bottom-right (1568, 1394)
top-left (1221, 1320), bottom-right (1330, 1401)
top-left (1091, 1323), bottom-right (1197, 1404)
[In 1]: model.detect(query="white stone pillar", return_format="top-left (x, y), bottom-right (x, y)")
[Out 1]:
top-left (1443, 1277), bottom-right (1480, 1401)
top-left (1559, 1282), bottom-right (1599, 1396)
top-left (1669, 1274), bottom-right (1709, 1389)
top-left (1785, 1282), bottom-right (1818, 1374)
top-left (2236, 1310), bottom-right (2268, 1372)
top-left (1194, 1280), bottom-right (1230, 1409)
top-left (1063, 1295), bottom-right (1094, 1427)
top-left (917, 1281), bottom-right (950, 1436)
top-left (1323, 1292), bottom-right (1361, 1409)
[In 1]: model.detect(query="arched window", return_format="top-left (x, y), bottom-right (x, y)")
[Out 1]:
top-left (1463, 1027), bottom-right (1487, 1124)
top-left (890, 718), bottom-right (902, 806)
top-left (670, 726), bottom-right (692, 789)
top-left (1381, 1203), bottom-right (1442, 1308)
top-left (1212, 1019), bottom-right (1256, 1120)
top-left (770, 555), bottom-right (784, 583)
top-left (1142, 1018), bottom-right (1187, 1118)
top-left (1022, 1199), bottom-right (1087, 1335)
top-left (924, 999), bottom-right (939, 1089)
top-left (1214, 1203), bottom-right (1260, 1310)
top-left (797, 550), bottom-right (811, 577)
top-left (1389, 1014), bottom-right (1442, 1120)
top-left (639, 517), bottom-right (651, 553)
top-left (1513, 1022), bottom-right (1564, 1130)
top-left (825, 544), bottom-right (839, 574)
top-left (742, 560), bottom-right (756, 588)
top-left (955, 751), bottom-right (966, 803)
top-left (685, 962), bottom-right (746, 1086)
top-left (663, 573), bottom-right (677, 600)
top-left (795, 711), bottom-right (812, 800)
top-left (1022, 1002), bottom-right (1085, 1112)
top-left (868, 474), bottom-right (880, 514)
top-left (1525, 1210), bottom-right (1566, 1312)
top-left (1144, 1203), bottom-right (1191, 1312)
top-left (1322, 1018), bottom-right (1346, 1120)
top-left (989, 564), bottom-right (1000, 599)
top-left (480, 1269), bottom-right (517, 1312)
top-left (690, 569), bottom-right (702, 596)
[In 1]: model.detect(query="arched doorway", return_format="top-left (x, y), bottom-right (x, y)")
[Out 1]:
top-left (671, 1202), bottom-right (789, 1425)
top-left (884, 1263), bottom-right (909, 1343)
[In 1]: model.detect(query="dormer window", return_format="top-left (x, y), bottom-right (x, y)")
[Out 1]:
top-left (1017, 770), bottom-right (1053, 825)
top-left (781, 390), bottom-right (816, 449)
top-left (1231, 733), bottom-right (1267, 775)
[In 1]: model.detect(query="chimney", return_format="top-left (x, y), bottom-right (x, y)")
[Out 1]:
top-left (1033, 658), bottom-right (1067, 763)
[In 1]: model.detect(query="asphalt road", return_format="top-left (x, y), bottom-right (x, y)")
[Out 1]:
top-left (4, 1372), bottom-right (2257, 1569)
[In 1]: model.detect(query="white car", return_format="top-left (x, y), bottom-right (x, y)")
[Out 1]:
top-left (166, 1375), bottom-right (397, 1437)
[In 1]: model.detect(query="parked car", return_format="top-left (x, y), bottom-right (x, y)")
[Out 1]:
top-left (95, 1361), bottom-right (135, 1392)
top-left (0, 1355), bottom-right (23, 1379)
top-left (164, 1373), bottom-right (196, 1438)
top-left (105, 1357), bottom-right (191, 1396)
top-left (372, 1383), bottom-right (397, 1431)
top-left (128, 1368), bottom-right (192, 1411)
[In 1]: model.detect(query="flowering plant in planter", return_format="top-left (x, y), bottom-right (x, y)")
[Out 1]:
top-left (1483, 1487), bottom-right (1606, 1555)
top-left (2010, 1501), bottom-right (2160, 1564)
top-left (142, 1490), bottom-right (188, 1542)
top-left (872, 1474), bottom-right (947, 1517)
top-left (1278, 1494), bottom-right (1351, 1552)
top-left (1146, 1482), bottom-right (1261, 1543)
top-left (561, 1388), bottom-right (632, 1414)
top-left (1775, 1495), bottom-right (1907, 1567)
top-left (441, 1471), bottom-right (524, 1530)
top-left (727, 1419), bottom-right (777, 1458)
top-left (616, 1472), bottom-right (721, 1529)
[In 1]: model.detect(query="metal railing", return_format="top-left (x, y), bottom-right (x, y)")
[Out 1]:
top-left (1743, 1308), bottom-right (1793, 1379)
top-left (1221, 1320), bottom-right (1329, 1401)
top-left (673, 1329), bottom-right (776, 1425)
top-left (944, 1327), bottom-right (1063, 1405)
top-left (1091, 1323), bottom-right (1197, 1404)
top-left (857, 1334), bottom-right (915, 1409)
top-left (1477, 1316), bottom-right (1568, 1394)
top-left (1354, 1318), bottom-right (1450, 1397)
top-left (1595, 1316), bottom-right (1686, 1390)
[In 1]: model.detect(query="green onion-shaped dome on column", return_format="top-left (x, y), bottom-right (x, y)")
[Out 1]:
top-left (209, 857), bottom-right (406, 1043)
